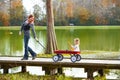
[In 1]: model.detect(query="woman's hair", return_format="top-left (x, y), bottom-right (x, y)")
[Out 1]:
top-left (28, 14), bottom-right (34, 19)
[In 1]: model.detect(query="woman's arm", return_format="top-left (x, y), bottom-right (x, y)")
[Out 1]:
top-left (30, 24), bottom-right (37, 39)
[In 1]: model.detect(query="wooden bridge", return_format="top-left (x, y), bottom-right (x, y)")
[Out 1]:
top-left (0, 57), bottom-right (120, 80)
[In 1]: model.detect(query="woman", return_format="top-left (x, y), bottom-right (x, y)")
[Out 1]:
top-left (19, 14), bottom-right (38, 60)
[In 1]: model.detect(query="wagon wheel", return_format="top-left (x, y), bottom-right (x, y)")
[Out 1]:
top-left (76, 54), bottom-right (81, 61)
top-left (71, 55), bottom-right (77, 63)
top-left (58, 54), bottom-right (64, 61)
top-left (53, 55), bottom-right (59, 62)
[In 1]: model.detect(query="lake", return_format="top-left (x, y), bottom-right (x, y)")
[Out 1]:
top-left (0, 26), bottom-right (120, 79)
top-left (1, 26), bottom-right (120, 55)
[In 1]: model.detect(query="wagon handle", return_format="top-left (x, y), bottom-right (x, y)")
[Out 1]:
top-left (68, 41), bottom-right (74, 51)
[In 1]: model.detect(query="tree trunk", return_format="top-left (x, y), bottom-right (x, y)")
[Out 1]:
top-left (46, 0), bottom-right (58, 54)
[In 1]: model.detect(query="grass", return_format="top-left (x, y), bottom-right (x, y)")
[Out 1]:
top-left (0, 26), bottom-right (46, 30)
top-left (0, 72), bottom-right (107, 80)
top-left (54, 26), bottom-right (120, 30)
top-left (37, 53), bottom-right (54, 58)
top-left (0, 73), bottom-right (82, 80)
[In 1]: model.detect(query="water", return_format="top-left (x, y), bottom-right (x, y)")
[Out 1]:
top-left (0, 27), bottom-right (120, 79)
top-left (1, 28), bottom-right (120, 56)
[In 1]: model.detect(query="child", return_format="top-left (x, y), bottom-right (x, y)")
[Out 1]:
top-left (71, 38), bottom-right (80, 51)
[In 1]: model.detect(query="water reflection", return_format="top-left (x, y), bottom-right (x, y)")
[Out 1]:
top-left (0, 30), bottom-right (23, 56)
top-left (0, 30), bottom-right (46, 56)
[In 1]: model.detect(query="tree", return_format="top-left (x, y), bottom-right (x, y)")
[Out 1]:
top-left (10, 0), bottom-right (23, 26)
top-left (43, 0), bottom-right (60, 75)
top-left (66, 0), bottom-right (73, 18)
top-left (41, 0), bottom-right (120, 26)
top-left (53, 0), bottom-right (68, 26)
top-left (33, 4), bottom-right (42, 25)
top-left (79, 7), bottom-right (90, 24)
top-left (0, 0), bottom-right (10, 26)
top-left (46, 0), bottom-right (58, 54)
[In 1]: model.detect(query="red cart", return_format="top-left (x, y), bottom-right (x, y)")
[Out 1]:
top-left (53, 50), bottom-right (81, 63)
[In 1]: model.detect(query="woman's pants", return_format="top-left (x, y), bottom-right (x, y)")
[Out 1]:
top-left (23, 35), bottom-right (36, 59)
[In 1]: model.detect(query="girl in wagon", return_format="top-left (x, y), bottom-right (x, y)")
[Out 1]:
top-left (71, 38), bottom-right (80, 51)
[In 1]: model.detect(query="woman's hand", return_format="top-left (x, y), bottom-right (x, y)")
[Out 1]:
top-left (35, 37), bottom-right (39, 42)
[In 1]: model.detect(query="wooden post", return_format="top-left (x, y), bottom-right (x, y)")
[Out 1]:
top-left (43, 66), bottom-right (59, 75)
top-left (87, 70), bottom-right (94, 80)
top-left (98, 69), bottom-right (104, 77)
top-left (58, 67), bottom-right (63, 74)
top-left (2, 65), bottom-right (9, 74)
top-left (3, 68), bottom-right (9, 74)
top-left (22, 66), bottom-right (26, 72)
top-left (43, 67), bottom-right (63, 75)
top-left (85, 68), bottom-right (94, 80)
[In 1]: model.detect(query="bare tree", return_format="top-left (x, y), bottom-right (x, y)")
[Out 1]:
top-left (46, 0), bottom-right (58, 54)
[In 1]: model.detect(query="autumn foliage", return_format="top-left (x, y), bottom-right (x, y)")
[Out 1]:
top-left (66, 0), bottom-right (73, 18)
top-left (0, 0), bottom-right (23, 26)
top-left (10, 0), bottom-right (23, 26)
top-left (0, 12), bottom-right (10, 26)
top-left (79, 7), bottom-right (90, 24)
top-left (0, 0), bottom-right (120, 26)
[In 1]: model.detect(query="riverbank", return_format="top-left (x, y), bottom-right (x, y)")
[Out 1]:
top-left (0, 26), bottom-right (120, 30)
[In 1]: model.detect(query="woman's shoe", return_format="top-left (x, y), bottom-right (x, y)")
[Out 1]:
top-left (21, 58), bottom-right (28, 60)
top-left (32, 55), bottom-right (36, 60)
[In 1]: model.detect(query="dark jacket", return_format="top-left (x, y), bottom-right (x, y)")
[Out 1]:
top-left (20, 20), bottom-right (36, 38)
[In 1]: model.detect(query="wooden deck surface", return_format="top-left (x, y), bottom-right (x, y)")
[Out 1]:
top-left (0, 57), bottom-right (120, 69)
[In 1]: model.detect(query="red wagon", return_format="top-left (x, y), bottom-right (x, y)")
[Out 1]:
top-left (53, 50), bottom-right (81, 63)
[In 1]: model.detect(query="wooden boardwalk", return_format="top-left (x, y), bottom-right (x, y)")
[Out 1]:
top-left (0, 57), bottom-right (120, 79)
top-left (0, 57), bottom-right (120, 68)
